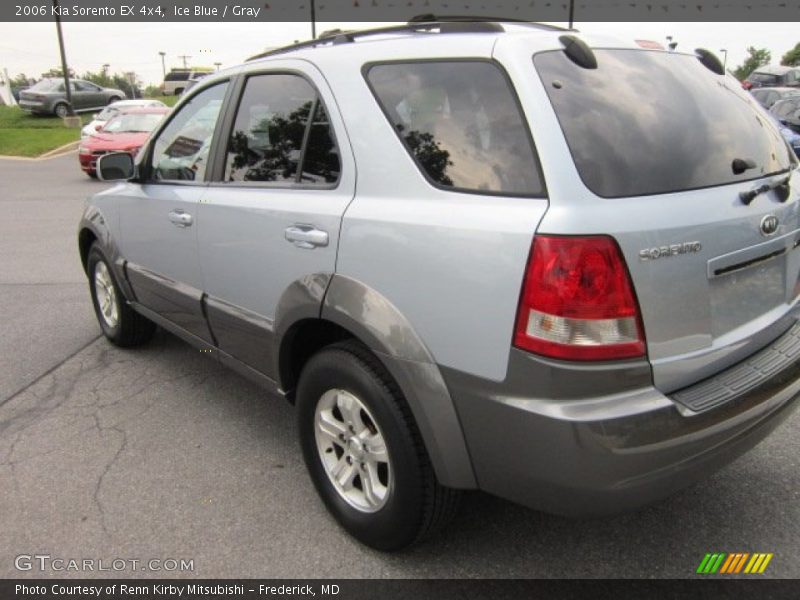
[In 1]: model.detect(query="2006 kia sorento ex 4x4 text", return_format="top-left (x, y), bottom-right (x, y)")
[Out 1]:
top-left (78, 21), bottom-right (800, 551)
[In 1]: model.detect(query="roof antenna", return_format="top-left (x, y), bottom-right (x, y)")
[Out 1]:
top-left (568, 0), bottom-right (575, 29)
top-left (559, 35), bottom-right (597, 69)
top-left (695, 48), bottom-right (725, 75)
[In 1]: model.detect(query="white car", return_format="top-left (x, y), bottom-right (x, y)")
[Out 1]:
top-left (80, 99), bottom-right (167, 139)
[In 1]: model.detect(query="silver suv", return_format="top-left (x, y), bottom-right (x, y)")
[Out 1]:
top-left (78, 20), bottom-right (800, 551)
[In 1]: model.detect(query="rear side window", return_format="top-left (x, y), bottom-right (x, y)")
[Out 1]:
top-left (224, 73), bottom-right (340, 185)
top-left (365, 61), bottom-right (544, 196)
top-left (535, 50), bottom-right (795, 198)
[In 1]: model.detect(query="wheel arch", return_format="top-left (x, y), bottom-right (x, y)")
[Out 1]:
top-left (275, 274), bottom-right (477, 489)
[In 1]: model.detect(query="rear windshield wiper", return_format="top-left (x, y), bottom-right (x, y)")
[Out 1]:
top-left (739, 173), bottom-right (792, 205)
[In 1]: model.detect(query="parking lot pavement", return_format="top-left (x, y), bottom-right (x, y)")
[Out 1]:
top-left (1, 153), bottom-right (799, 578)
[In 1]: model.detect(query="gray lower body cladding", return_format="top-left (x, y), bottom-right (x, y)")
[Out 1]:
top-left (443, 340), bottom-right (800, 516)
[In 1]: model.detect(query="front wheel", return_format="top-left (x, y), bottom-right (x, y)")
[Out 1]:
top-left (297, 341), bottom-right (460, 551)
top-left (87, 243), bottom-right (155, 347)
top-left (107, 96), bottom-right (121, 105)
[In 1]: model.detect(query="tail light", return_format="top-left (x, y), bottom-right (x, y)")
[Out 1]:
top-left (514, 235), bottom-right (646, 361)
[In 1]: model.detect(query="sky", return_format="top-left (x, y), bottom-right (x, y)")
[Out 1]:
top-left (0, 21), bottom-right (796, 87)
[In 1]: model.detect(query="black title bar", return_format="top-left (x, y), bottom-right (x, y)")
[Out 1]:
top-left (4, 0), bottom-right (800, 22)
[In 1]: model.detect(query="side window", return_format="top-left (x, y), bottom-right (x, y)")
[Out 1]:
top-left (150, 82), bottom-right (228, 182)
top-left (366, 61), bottom-right (544, 196)
top-left (224, 73), bottom-right (340, 185)
top-left (299, 103), bottom-right (340, 184)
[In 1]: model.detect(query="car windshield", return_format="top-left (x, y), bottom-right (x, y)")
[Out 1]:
top-left (103, 113), bottom-right (164, 134)
top-left (535, 49), bottom-right (795, 198)
top-left (28, 79), bottom-right (62, 92)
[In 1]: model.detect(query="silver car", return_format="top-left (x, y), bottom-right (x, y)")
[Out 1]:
top-left (19, 78), bottom-right (126, 117)
top-left (78, 21), bottom-right (800, 551)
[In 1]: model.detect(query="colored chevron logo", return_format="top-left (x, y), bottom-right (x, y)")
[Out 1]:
top-left (696, 553), bottom-right (774, 574)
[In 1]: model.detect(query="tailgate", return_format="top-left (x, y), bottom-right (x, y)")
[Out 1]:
top-left (528, 43), bottom-right (800, 394)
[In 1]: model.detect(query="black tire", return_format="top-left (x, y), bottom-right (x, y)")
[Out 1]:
top-left (53, 102), bottom-right (69, 118)
top-left (107, 96), bottom-right (121, 105)
top-left (87, 171), bottom-right (98, 179)
top-left (174, 88), bottom-right (184, 96)
top-left (297, 340), bottom-right (460, 551)
top-left (87, 243), bottom-right (155, 347)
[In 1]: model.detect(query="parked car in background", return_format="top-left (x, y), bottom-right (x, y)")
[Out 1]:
top-left (180, 73), bottom-right (210, 96)
top-left (78, 107), bottom-right (169, 177)
top-left (764, 111), bottom-right (800, 157)
top-left (160, 69), bottom-right (213, 96)
top-left (18, 78), bottom-right (126, 117)
top-left (752, 86), bottom-right (800, 109)
top-left (771, 96), bottom-right (800, 134)
top-left (744, 65), bottom-right (800, 90)
top-left (81, 99), bottom-right (168, 139)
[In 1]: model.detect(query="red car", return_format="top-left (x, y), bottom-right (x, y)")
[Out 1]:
top-left (78, 107), bottom-right (169, 177)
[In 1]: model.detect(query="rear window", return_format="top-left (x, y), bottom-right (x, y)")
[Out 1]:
top-left (165, 71), bottom-right (191, 82)
top-left (535, 49), bottom-right (795, 198)
top-left (749, 72), bottom-right (781, 85)
top-left (28, 79), bottom-right (62, 92)
top-left (366, 61), bottom-right (544, 196)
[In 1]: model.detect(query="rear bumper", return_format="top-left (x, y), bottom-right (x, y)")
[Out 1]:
top-left (18, 100), bottom-right (48, 113)
top-left (444, 326), bottom-right (800, 516)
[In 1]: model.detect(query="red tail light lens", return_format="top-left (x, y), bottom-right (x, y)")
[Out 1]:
top-left (514, 235), bottom-right (646, 361)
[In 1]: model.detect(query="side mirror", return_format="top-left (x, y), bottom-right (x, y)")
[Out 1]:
top-left (97, 152), bottom-right (134, 181)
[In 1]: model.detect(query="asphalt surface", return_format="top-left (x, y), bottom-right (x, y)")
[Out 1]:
top-left (1, 152), bottom-right (799, 579)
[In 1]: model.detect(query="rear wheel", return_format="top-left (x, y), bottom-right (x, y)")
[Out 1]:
top-left (53, 102), bottom-right (69, 118)
top-left (297, 340), bottom-right (460, 551)
top-left (87, 243), bottom-right (155, 347)
top-left (174, 88), bottom-right (184, 96)
top-left (87, 171), bottom-right (98, 179)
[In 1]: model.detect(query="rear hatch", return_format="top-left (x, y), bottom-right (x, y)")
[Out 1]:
top-left (532, 46), bottom-right (800, 394)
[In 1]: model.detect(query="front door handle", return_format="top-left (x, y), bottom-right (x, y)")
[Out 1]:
top-left (168, 210), bottom-right (193, 228)
top-left (285, 225), bottom-right (329, 249)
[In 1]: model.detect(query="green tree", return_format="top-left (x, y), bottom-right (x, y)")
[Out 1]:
top-left (781, 42), bottom-right (800, 66)
top-left (40, 67), bottom-right (76, 78)
top-left (733, 47), bottom-right (771, 80)
top-left (10, 73), bottom-right (32, 87)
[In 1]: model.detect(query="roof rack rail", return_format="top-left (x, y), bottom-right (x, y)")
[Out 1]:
top-left (249, 17), bottom-right (567, 62)
top-left (408, 14), bottom-right (570, 31)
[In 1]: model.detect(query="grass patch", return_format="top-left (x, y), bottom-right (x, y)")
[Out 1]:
top-left (0, 106), bottom-right (85, 157)
top-left (0, 128), bottom-right (79, 157)
top-left (0, 105), bottom-right (90, 129)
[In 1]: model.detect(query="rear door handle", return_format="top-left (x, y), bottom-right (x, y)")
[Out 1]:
top-left (285, 225), bottom-right (329, 249)
top-left (168, 210), bottom-right (193, 228)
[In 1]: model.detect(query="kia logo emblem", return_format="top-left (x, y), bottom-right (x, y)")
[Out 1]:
top-left (761, 215), bottom-right (779, 236)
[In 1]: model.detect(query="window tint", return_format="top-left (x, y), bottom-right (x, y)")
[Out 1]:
top-left (535, 50), bottom-right (794, 198)
top-left (165, 71), bottom-right (191, 82)
top-left (225, 74), bottom-right (339, 184)
top-left (150, 82), bottom-right (228, 182)
top-left (299, 103), bottom-right (340, 184)
top-left (75, 81), bottom-right (100, 92)
top-left (366, 62), bottom-right (543, 196)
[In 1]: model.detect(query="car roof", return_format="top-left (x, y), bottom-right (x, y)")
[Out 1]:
top-left (754, 65), bottom-right (794, 75)
top-left (113, 107), bottom-right (170, 115)
top-left (109, 99), bottom-right (164, 106)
